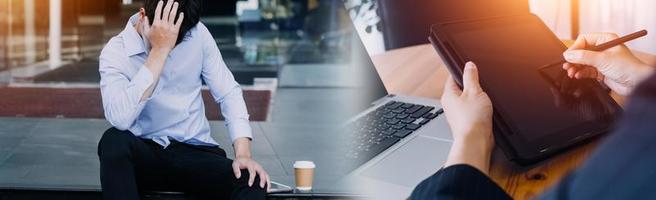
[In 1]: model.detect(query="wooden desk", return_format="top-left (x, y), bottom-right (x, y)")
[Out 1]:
top-left (371, 43), bottom-right (656, 199)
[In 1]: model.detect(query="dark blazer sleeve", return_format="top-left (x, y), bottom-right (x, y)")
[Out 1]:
top-left (539, 73), bottom-right (656, 200)
top-left (410, 164), bottom-right (512, 200)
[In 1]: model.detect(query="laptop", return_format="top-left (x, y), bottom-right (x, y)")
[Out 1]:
top-left (340, 1), bottom-right (532, 198)
top-left (341, 28), bottom-right (454, 200)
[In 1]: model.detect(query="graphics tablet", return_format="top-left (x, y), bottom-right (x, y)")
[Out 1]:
top-left (428, 14), bottom-right (622, 164)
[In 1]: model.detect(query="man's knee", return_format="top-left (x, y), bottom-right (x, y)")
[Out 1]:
top-left (98, 128), bottom-right (136, 162)
top-left (228, 169), bottom-right (266, 199)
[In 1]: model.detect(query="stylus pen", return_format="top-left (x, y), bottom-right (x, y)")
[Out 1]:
top-left (587, 29), bottom-right (648, 52)
top-left (542, 29), bottom-right (648, 68)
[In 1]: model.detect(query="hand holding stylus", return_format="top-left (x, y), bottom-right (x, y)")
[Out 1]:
top-left (563, 32), bottom-right (654, 96)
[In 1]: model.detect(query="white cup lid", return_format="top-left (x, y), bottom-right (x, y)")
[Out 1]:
top-left (293, 161), bottom-right (316, 169)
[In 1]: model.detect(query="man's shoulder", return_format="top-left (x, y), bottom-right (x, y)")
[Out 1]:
top-left (189, 22), bottom-right (212, 40)
top-left (195, 21), bottom-right (209, 32)
top-left (100, 35), bottom-right (127, 58)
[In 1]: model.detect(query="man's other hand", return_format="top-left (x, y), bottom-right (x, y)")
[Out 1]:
top-left (232, 137), bottom-right (270, 191)
top-left (232, 156), bottom-right (271, 190)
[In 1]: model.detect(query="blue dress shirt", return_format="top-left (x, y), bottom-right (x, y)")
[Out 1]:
top-left (99, 14), bottom-right (252, 148)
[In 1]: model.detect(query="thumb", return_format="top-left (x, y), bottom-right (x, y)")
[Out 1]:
top-left (563, 50), bottom-right (606, 69)
top-left (232, 162), bottom-right (241, 179)
top-left (462, 62), bottom-right (483, 94)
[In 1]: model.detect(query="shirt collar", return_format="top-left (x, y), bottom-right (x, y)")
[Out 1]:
top-left (121, 13), bottom-right (149, 56)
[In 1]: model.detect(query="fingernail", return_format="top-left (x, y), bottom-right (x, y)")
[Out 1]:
top-left (465, 62), bottom-right (476, 70)
top-left (563, 51), bottom-right (579, 61)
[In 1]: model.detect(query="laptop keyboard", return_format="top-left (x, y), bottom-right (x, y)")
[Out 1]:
top-left (345, 101), bottom-right (444, 168)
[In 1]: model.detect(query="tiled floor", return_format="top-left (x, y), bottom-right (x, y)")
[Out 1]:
top-left (0, 87), bottom-right (356, 194)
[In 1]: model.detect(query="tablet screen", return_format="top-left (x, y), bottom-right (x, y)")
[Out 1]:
top-left (444, 17), bottom-right (619, 142)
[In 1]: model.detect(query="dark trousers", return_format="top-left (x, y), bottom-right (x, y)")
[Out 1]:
top-left (97, 128), bottom-right (266, 200)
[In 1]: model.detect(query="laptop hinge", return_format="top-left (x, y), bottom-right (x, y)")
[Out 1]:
top-left (371, 94), bottom-right (396, 106)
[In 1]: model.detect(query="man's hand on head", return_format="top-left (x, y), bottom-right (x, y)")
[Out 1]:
top-left (137, 0), bottom-right (185, 102)
top-left (143, 0), bottom-right (184, 52)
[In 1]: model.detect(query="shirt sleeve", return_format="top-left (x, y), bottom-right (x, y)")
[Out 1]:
top-left (410, 164), bottom-right (512, 200)
top-left (99, 42), bottom-right (156, 132)
top-left (199, 25), bottom-right (253, 143)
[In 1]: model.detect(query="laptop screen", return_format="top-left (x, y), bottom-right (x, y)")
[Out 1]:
top-left (349, 27), bottom-right (389, 112)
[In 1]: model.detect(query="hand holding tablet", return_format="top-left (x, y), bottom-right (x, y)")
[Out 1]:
top-left (429, 14), bottom-right (623, 164)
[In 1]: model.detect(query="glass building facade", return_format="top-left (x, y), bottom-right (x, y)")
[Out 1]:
top-left (0, 0), bottom-right (353, 85)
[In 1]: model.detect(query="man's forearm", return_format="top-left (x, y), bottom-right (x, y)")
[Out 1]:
top-left (233, 137), bottom-right (252, 159)
top-left (140, 48), bottom-right (170, 101)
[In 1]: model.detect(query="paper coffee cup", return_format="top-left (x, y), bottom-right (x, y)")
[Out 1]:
top-left (293, 161), bottom-right (316, 191)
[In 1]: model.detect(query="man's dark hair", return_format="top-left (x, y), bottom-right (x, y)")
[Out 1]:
top-left (143, 0), bottom-right (202, 45)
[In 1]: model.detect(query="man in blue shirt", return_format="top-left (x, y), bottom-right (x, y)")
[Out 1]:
top-left (97, 0), bottom-right (268, 199)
